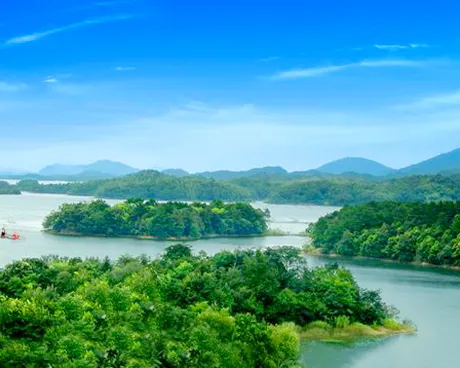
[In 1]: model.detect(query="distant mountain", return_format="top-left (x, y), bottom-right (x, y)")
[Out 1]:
top-left (399, 148), bottom-right (460, 175)
top-left (162, 169), bottom-right (190, 177)
top-left (317, 157), bottom-right (395, 176)
top-left (39, 160), bottom-right (138, 177)
top-left (197, 166), bottom-right (288, 180)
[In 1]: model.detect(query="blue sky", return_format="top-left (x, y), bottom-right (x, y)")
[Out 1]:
top-left (1, 0), bottom-right (460, 172)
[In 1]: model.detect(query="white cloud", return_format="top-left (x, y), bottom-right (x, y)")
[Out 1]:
top-left (85, 103), bottom-right (460, 171)
top-left (48, 82), bottom-right (94, 95)
top-left (395, 90), bottom-right (460, 110)
top-left (374, 43), bottom-right (430, 51)
top-left (271, 59), bottom-right (421, 80)
top-left (2, 99), bottom-right (460, 172)
top-left (0, 82), bottom-right (28, 92)
top-left (43, 74), bottom-right (72, 83)
top-left (115, 66), bottom-right (136, 71)
top-left (409, 43), bottom-right (430, 48)
top-left (5, 15), bottom-right (134, 45)
top-left (43, 77), bottom-right (58, 83)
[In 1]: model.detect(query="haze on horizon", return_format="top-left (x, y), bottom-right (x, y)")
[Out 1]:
top-left (1, 0), bottom-right (460, 172)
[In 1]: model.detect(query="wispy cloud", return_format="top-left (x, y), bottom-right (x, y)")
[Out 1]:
top-left (115, 66), bottom-right (137, 71)
top-left (0, 82), bottom-right (28, 92)
top-left (395, 90), bottom-right (460, 110)
top-left (259, 56), bottom-right (280, 62)
top-left (271, 59), bottom-right (422, 80)
top-left (374, 43), bottom-right (430, 51)
top-left (4, 15), bottom-right (134, 45)
top-left (43, 74), bottom-right (72, 84)
top-left (43, 77), bottom-right (58, 83)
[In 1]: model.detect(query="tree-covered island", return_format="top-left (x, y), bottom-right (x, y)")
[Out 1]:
top-left (0, 245), bottom-right (413, 367)
top-left (307, 201), bottom-right (460, 267)
top-left (43, 199), bottom-right (269, 240)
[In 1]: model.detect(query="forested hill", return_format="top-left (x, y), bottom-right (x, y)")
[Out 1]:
top-left (43, 199), bottom-right (268, 239)
top-left (230, 174), bottom-right (460, 205)
top-left (13, 171), bottom-right (460, 205)
top-left (308, 201), bottom-right (460, 267)
top-left (17, 170), bottom-right (251, 201)
top-left (316, 157), bottom-right (395, 176)
top-left (0, 245), bottom-right (405, 366)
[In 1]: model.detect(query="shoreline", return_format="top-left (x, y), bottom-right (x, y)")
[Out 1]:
top-left (43, 229), bottom-right (303, 242)
top-left (298, 319), bottom-right (415, 343)
top-left (303, 247), bottom-right (460, 272)
top-left (4, 189), bottom-right (345, 207)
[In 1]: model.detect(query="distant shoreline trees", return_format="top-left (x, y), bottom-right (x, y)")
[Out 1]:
top-left (308, 201), bottom-right (460, 266)
top-left (14, 171), bottom-right (460, 205)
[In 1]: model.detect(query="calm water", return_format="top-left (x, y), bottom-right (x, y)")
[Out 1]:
top-left (300, 257), bottom-right (460, 367)
top-left (1, 179), bottom-right (70, 185)
top-left (0, 193), bottom-right (337, 266)
top-left (0, 193), bottom-right (458, 368)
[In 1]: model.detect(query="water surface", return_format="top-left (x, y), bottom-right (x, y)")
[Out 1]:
top-left (301, 256), bottom-right (460, 368)
top-left (0, 193), bottom-right (335, 266)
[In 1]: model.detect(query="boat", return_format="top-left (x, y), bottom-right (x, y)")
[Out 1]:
top-left (1, 233), bottom-right (20, 240)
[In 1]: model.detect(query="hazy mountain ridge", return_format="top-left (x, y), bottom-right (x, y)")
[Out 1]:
top-left (317, 157), bottom-right (395, 176)
top-left (38, 160), bottom-right (139, 177)
top-left (196, 166), bottom-right (288, 180)
top-left (5, 148), bottom-right (460, 182)
top-left (398, 148), bottom-right (460, 175)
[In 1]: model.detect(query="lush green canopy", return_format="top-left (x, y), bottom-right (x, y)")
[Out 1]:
top-left (308, 201), bottom-right (460, 266)
top-left (0, 246), bottom-right (393, 367)
top-left (15, 171), bottom-right (460, 205)
top-left (17, 171), bottom-right (251, 201)
top-left (43, 199), bottom-right (268, 239)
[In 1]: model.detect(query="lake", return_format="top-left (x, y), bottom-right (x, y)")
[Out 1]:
top-left (1, 179), bottom-right (70, 185)
top-left (0, 193), bottom-right (337, 266)
top-left (0, 193), bottom-right (458, 368)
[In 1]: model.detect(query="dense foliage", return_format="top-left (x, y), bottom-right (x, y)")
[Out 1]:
top-left (17, 171), bottom-right (251, 201)
top-left (0, 181), bottom-right (20, 195)
top-left (270, 175), bottom-right (460, 205)
top-left (309, 201), bottom-right (460, 266)
top-left (43, 199), bottom-right (268, 239)
top-left (15, 171), bottom-right (460, 205)
top-left (0, 245), bottom-right (393, 367)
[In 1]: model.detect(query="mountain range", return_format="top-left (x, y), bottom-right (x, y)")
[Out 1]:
top-left (316, 157), bottom-right (394, 176)
top-left (398, 148), bottom-right (460, 175)
top-left (38, 160), bottom-right (139, 178)
top-left (195, 166), bottom-right (288, 180)
top-left (2, 148), bottom-right (460, 181)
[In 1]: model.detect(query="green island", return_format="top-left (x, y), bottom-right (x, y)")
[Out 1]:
top-left (0, 245), bottom-right (413, 367)
top-left (0, 181), bottom-right (21, 195)
top-left (43, 199), bottom-right (269, 240)
top-left (307, 201), bottom-right (460, 267)
top-left (14, 171), bottom-right (460, 205)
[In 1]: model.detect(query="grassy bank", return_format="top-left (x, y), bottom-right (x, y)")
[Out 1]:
top-left (298, 318), bottom-right (415, 343)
